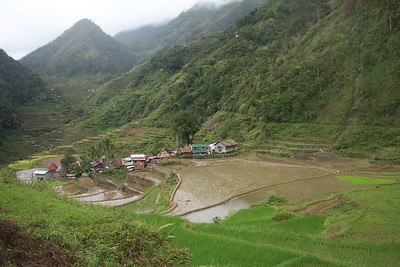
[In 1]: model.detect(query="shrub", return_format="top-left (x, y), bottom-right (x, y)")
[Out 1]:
top-left (252, 196), bottom-right (287, 207)
top-left (272, 212), bottom-right (295, 222)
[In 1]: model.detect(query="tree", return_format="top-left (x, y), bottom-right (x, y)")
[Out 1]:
top-left (98, 137), bottom-right (114, 158)
top-left (87, 145), bottom-right (101, 160)
top-left (60, 148), bottom-right (75, 177)
top-left (382, 0), bottom-right (398, 31)
top-left (171, 110), bottom-right (200, 145)
top-left (98, 137), bottom-right (115, 167)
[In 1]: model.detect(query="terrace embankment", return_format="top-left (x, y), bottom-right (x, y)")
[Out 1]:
top-left (126, 174), bottom-right (156, 193)
top-left (296, 196), bottom-right (342, 215)
top-left (169, 156), bottom-right (392, 222)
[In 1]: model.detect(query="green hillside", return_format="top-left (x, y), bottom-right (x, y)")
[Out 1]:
top-left (82, 0), bottom-right (400, 159)
top-left (114, 0), bottom-right (266, 63)
top-left (19, 19), bottom-right (135, 105)
top-left (0, 49), bottom-right (68, 164)
top-left (0, 169), bottom-right (190, 266)
top-left (0, 49), bottom-right (49, 130)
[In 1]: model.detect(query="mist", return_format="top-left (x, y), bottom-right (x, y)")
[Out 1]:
top-left (0, 0), bottom-right (241, 60)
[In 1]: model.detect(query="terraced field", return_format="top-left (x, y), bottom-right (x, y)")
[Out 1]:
top-left (245, 139), bottom-right (331, 158)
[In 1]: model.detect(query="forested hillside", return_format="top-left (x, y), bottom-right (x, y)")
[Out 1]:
top-left (0, 49), bottom-right (49, 131)
top-left (20, 19), bottom-right (135, 79)
top-left (114, 0), bottom-right (266, 63)
top-left (19, 19), bottom-right (135, 105)
top-left (0, 49), bottom-right (59, 163)
top-left (83, 0), bottom-right (400, 159)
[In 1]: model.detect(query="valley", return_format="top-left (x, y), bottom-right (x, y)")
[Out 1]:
top-left (1, 0), bottom-right (400, 266)
top-left (4, 151), bottom-right (400, 266)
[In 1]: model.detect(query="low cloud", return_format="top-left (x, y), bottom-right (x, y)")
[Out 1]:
top-left (0, 0), bottom-right (241, 59)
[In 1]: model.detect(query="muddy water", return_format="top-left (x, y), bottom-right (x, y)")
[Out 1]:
top-left (173, 159), bottom-right (333, 215)
top-left (60, 177), bottom-right (142, 206)
top-left (16, 169), bottom-right (36, 182)
top-left (184, 175), bottom-right (356, 223)
top-left (173, 159), bottom-right (358, 223)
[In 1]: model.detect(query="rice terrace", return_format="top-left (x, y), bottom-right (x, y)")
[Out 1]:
top-left (2, 150), bottom-right (400, 266)
top-left (1, 0), bottom-right (400, 266)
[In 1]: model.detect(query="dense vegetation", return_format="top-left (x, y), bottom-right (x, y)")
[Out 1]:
top-left (3, 0), bottom-right (400, 162)
top-left (0, 169), bottom-right (190, 266)
top-left (114, 0), bottom-right (266, 63)
top-left (0, 49), bottom-right (65, 164)
top-left (19, 19), bottom-right (135, 105)
top-left (0, 49), bottom-right (49, 131)
top-left (82, 0), bottom-right (400, 159)
top-left (20, 19), bottom-right (135, 80)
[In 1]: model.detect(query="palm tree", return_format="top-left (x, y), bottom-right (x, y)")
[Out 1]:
top-left (98, 137), bottom-right (115, 166)
top-left (87, 145), bottom-right (100, 160)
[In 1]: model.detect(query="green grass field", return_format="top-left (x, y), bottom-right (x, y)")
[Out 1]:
top-left (131, 184), bottom-right (400, 266)
top-left (336, 175), bottom-right (397, 185)
top-left (0, 169), bottom-right (190, 266)
top-left (8, 154), bottom-right (60, 170)
top-left (1, 165), bottom-right (399, 266)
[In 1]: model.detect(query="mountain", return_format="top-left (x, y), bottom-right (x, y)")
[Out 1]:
top-left (0, 49), bottom-right (49, 131)
top-left (19, 19), bottom-right (135, 104)
top-left (83, 0), bottom-right (400, 159)
top-left (20, 19), bottom-right (135, 79)
top-left (0, 49), bottom-right (58, 163)
top-left (114, 0), bottom-right (266, 63)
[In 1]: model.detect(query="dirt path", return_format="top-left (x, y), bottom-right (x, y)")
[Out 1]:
top-left (37, 157), bottom-right (62, 168)
top-left (297, 196), bottom-right (342, 215)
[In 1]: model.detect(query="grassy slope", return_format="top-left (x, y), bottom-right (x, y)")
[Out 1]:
top-left (1, 161), bottom-right (399, 266)
top-left (132, 184), bottom-right (400, 266)
top-left (0, 169), bottom-right (190, 266)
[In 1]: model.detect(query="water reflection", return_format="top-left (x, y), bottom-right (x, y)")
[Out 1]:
top-left (183, 189), bottom-right (273, 223)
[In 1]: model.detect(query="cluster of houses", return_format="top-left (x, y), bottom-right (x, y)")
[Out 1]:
top-left (32, 139), bottom-right (238, 179)
top-left (174, 139), bottom-right (238, 156)
top-left (121, 139), bottom-right (238, 171)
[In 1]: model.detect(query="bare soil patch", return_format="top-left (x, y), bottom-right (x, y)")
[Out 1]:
top-left (119, 125), bottom-right (142, 136)
top-left (0, 220), bottom-right (73, 266)
top-left (37, 157), bottom-right (62, 168)
top-left (297, 196), bottom-right (341, 215)
top-left (328, 224), bottom-right (341, 234)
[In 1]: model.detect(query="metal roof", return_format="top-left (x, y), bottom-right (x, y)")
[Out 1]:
top-left (33, 170), bottom-right (51, 175)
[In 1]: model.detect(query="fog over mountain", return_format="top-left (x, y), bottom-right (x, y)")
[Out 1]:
top-left (0, 0), bottom-right (241, 59)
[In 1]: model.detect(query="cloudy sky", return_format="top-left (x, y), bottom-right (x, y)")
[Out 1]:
top-left (0, 0), bottom-right (234, 60)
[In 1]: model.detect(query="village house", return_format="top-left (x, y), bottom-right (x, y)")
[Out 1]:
top-left (180, 144), bottom-right (192, 155)
top-left (48, 162), bottom-right (58, 172)
top-left (215, 139), bottom-right (238, 154)
top-left (122, 157), bottom-right (133, 166)
top-left (114, 155), bottom-right (123, 169)
top-left (122, 157), bottom-right (135, 172)
top-left (33, 170), bottom-right (53, 180)
top-left (208, 142), bottom-right (217, 155)
top-left (91, 161), bottom-right (104, 172)
top-left (191, 143), bottom-right (208, 156)
top-left (131, 154), bottom-right (147, 170)
top-left (146, 153), bottom-right (158, 162)
top-left (131, 154), bottom-right (146, 162)
top-left (170, 147), bottom-right (180, 157)
top-left (157, 150), bottom-right (171, 159)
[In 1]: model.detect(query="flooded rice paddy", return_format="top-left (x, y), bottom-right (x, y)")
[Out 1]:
top-left (172, 159), bottom-right (357, 223)
top-left (17, 156), bottom-right (378, 222)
